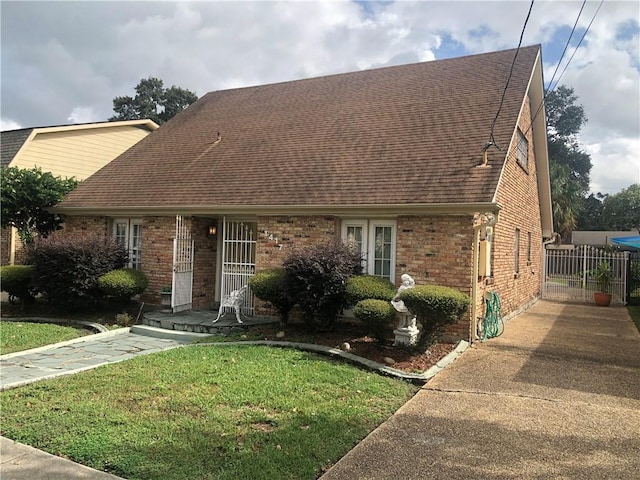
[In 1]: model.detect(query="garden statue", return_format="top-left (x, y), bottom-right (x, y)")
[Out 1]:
top-left (391, 273), bottom-right (419, 346)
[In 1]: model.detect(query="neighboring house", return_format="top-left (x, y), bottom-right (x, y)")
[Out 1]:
top-left (54, 45), bottom-right (553, 341)
top-left (571, 230), bottom-right (639, 248)
top-left (1, 120), bottom-right (159, 265)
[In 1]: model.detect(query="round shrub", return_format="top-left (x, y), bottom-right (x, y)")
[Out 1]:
top-left (248, 267), bottom-right (295, 325)
top-left (0, 265), bottom-right (34, 301)
top-left (398, 285), bottom-right (470, 334)
top-left (353, 298), bottom-right (396, 343)
top-left (345, 275), bottom-right (396, 307)
top-left (98, 268), bottom-right (149, 301)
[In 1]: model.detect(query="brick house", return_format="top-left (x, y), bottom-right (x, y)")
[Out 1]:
top-left (54, 45), bottom-right (553, 341)
top-left (1, 120), bottom-right (159, 265)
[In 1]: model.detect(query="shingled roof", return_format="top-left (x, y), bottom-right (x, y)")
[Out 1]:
top-left (58, 45), bottom-right (543, 214)
top-left (1, 128), bottom-right (33, 168)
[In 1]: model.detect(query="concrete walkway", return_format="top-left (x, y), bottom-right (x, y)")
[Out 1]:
top-left (1, 328), bottom-right (189, 391)
top-left (322, 300), bottom-right (640, 479)
top-left (1, 328), bottom-right (193, 479)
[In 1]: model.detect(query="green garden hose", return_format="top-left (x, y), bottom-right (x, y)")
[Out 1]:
top-left (480, 291), bottom-right (504, 341)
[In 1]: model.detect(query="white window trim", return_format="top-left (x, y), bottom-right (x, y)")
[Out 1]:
top-left (341, 219), bottom-right (396, 283)
top-left (113, 218), bottom-right (143, 269)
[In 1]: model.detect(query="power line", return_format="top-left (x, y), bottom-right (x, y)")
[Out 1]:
top-left (545, 0), bottom-right (587, 94)
top-left (525, 0), bottom-right (606, 137)
top-left (487, 0), bottom-right (535, 150)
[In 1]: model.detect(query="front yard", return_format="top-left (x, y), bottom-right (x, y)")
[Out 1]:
top-left (0, 321), bottom-right (89, 354)
top-left (0, 344), bottom-right (418, 480)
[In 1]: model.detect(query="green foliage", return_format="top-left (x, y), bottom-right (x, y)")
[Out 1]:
top-left (593, 262), bottom-right (612, 293)
top-left (0, 265), bottom-right (35, 302)
top-left (353, 299), bottom-right (396, 343)
top-left (0, 167), bottom-right (79, 244)
top-left (398, 285), bottom-right (470, 334)
top-left (98, 268), bottom-right (149, 302)
top-left (248, 267), bottom-right (295, 325)
top-left (1, 322), bottom-right (84, 355)
top-left (577, 184), bottom-right (640, 231)
top-left (283, 241), bottom-right (362, 331)
top-left (345, 275), bottom-right (396, 307)
top-left (545, 85), bottom-right (592, 241)
top-left (27, 235), bottom-right (128, 310)
top-left (110, 77), bottom-right (198, 125)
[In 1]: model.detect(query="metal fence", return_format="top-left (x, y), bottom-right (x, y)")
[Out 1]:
top-left (543, 246), bottom-right (629, 305)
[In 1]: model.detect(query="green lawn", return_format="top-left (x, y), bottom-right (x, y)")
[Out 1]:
top-left (0, 345), bottom-right (418, 480)
top-left (0, 321), bottom-right (87, 355)
top-left (628, 306), bottom-right (640, 332)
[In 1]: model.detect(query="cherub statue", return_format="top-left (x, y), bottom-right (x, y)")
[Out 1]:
top-left (391, 274), bottom-right (417, 329)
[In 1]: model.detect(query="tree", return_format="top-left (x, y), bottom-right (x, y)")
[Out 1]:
top-left (0, 167), bottom-right (79, 245)
top-left (601, 184), bottom-right (640, 231)
top-left (110, 77), bottom-right (198, 125)
top-left (545, 85), bottom-right (593, 240)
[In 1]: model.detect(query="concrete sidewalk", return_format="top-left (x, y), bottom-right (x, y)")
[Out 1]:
top-left (322, 300), bottom-right (640, 479)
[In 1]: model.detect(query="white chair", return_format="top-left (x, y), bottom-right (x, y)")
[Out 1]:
top-left (213, 286), bottom-right (247, 323)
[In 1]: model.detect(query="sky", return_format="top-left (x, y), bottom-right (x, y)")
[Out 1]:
top-left (1, 0), bottom-right (639, 196)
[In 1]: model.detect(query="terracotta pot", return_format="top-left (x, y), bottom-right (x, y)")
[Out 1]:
top-left (594, 292), bottom-right (612, 307)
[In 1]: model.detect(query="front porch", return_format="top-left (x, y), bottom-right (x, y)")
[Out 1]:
top-left (142, 309), bottom-right (278, 335)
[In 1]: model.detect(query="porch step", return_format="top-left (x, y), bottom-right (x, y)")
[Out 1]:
top-left (140, 309), bottom-right (278, 336)
top-left (131, 325), bottom-right (211, 342)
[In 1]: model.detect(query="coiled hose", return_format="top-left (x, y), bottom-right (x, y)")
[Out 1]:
top-left (480, 291), bottom-right (504, 341)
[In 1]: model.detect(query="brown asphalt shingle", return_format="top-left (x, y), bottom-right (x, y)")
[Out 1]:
top-left (58, 45), bottom-right (541, 211)
top-left (0, 128), bottom-right (33, 168)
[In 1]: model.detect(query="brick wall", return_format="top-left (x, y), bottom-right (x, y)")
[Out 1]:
top-left (489, 95), bottom-right (543, 320)
top-left (396, 214), bottom-right (474, 340)
top-left (253, 216), bottom-right (339, 316)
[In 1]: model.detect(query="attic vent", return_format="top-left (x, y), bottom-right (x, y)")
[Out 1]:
top-left (213, 131), bottom-right (222, 144)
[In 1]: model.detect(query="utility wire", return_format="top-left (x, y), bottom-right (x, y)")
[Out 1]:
top-left (525, 0), bottom-right (605, 137)
top-left (487, 0), bottom-right (535, 150)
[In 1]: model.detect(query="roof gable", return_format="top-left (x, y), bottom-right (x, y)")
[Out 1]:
top-left (59, 46), bottom-right (544, 213)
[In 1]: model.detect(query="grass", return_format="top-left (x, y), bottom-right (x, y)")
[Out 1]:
top-left (628, 306), bottom-right (640, 332)
top-left (0, 345), bottom-right (418, 480)
top-left (0, 321), bottom-right (87, 355)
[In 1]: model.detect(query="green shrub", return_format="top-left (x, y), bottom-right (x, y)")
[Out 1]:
top-left (353, 298), bottom-right (396, 343)
top-left (248, 267), bottom-right (295, 325)
top-left (27, 235), bottom-right (128, 310)
top-left (283, 240), bottom-right (362, 331)
top-left (398, 285), bottom-right (470, 335)
top-left (345, 275), bottom-right (396, 307)
top-left (98, 268), bottom-right (149, 302)
top-left (0, 265), bottom-right (35, 302)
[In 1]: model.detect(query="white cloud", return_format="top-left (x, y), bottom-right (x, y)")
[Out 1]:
top-left (1, 118), bottom-right (22, 131)
top-left (1, 0), bottom-right (638, 194)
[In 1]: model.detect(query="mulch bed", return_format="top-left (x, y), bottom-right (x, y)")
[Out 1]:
top-left (242, 322), bottom-right (457, 374)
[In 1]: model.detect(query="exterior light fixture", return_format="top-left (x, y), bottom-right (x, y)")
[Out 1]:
top-left (207, 224), bottom-right (217, 237)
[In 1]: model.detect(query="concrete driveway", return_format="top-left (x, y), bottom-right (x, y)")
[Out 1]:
top-left (322, 300), bottom-right (640, 479)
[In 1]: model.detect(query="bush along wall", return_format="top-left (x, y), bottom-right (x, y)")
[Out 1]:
top-left (398, 285), bottom-right (470, 343)
top-left (98, 268), bottom-right (149, 304)
top-left (0, 265), bottom-right (35, 304)
top-left (248, 267), bottom-right (296, 325)
top-left (27, 235), bottom-right (128, 310)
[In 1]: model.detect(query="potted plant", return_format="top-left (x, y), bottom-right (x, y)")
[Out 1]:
top-left (593, 262), bottom-right (612, 307)
top-left (160, 285), bottom-right (172, 307)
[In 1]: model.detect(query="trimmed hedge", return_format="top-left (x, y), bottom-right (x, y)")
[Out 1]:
top-left (353, 298), bottom-right (396, 343)
top-left (27, 235), bottom-right (128, 310)
top-left (248, 267), bottom-right (295, 325)
top-left (344, 275), bottom-right (396, 307)
top-left (98, 268), bottom-right (149, 302)
top-left (0, 265), bottom-right (35, 301)
top-left (398, 285), bottom-right (470, 334)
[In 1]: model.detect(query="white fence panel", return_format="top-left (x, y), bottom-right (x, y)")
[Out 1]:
top-left (543, 246), bottom-right (628, 305)
top-left (220, 218), bottom-right (256, 316)
top-left (172, 215), bottom-right (194, 313)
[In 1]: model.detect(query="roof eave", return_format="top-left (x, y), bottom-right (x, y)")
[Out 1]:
top-left (53, 202), bottom-right (503, 218)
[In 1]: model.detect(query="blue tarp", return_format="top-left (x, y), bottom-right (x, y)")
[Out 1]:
top-left (611, 236), bottom-right (640, 249)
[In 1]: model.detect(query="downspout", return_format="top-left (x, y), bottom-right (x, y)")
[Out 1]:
top-left (9, 227), bottom-right (16, 265)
